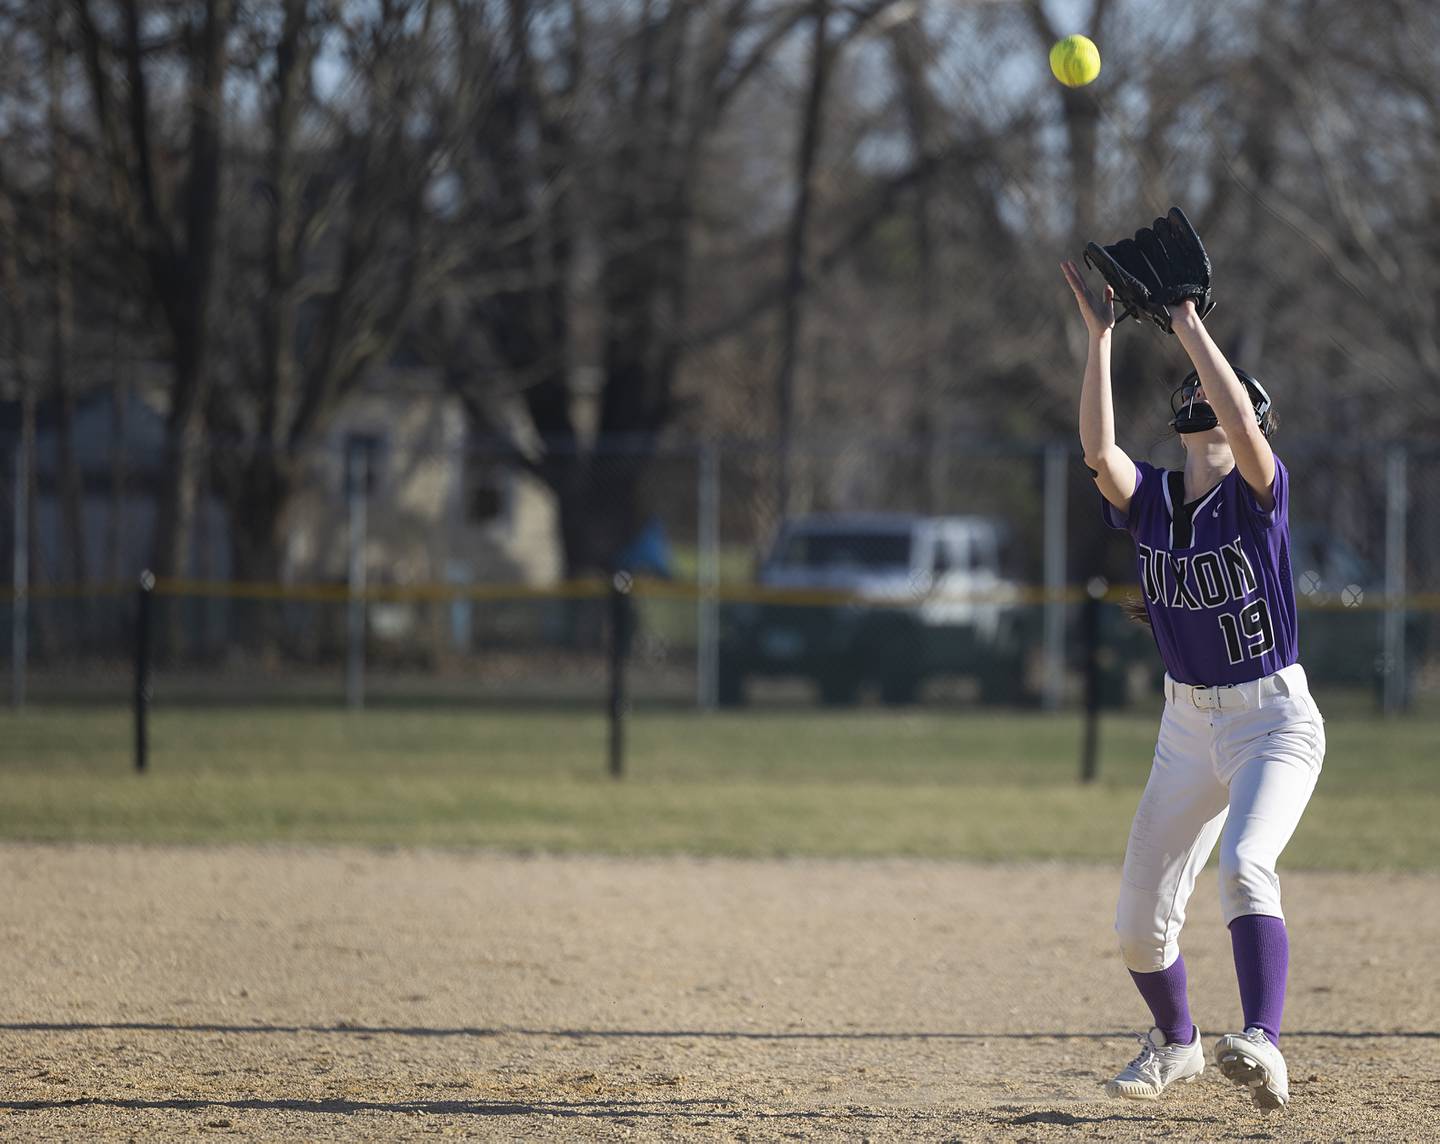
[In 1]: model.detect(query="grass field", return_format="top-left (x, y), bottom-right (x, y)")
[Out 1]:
top-left (1, 701), bottom-right (1436, 869)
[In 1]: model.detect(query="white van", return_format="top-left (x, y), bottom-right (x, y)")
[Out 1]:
top-left (719, 513), bottom-right (1031, 706)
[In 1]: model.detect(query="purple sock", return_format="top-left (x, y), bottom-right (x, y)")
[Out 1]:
top-left (1128, 955), bottom-right (1193, 1047)
top-left (1230, 914), bottom-right (1288, 1047)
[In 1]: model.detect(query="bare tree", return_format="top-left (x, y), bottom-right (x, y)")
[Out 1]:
top-left (73, 0), bottom-right (233, 585)
top-left (1269, 0), bottom-right (1440, 422)
top-left (0, 0), bottom-right (93, 611)
top-left (439, 0), bottom-right (811, 574)
top-left (0, 5), bottom-right (43, 608)
top-left (0, 173), bottom-right (40, 603)
top-left (205, 0), bottom-right (457, 587)
top-left (889, 7), bottom-right (948, 511)
top-left (773, 0), bottom-right (834, 518)
top-left (8, 0), bottom-right (1437, 603)
top-left (47, 0), bottom-right (85, 585)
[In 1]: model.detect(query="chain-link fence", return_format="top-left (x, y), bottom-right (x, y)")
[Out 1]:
top-left (2, 429), bottom-right (1438, 715)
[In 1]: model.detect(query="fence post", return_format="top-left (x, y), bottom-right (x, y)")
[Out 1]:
top-left (608, 571), bottom-right (633, 779)
top-left (1042, 442), bottom-right (1068, 711)
top-left (1079, 576), bottom-right (1106, 783)
top-left (11, 442), bottom-right (27, 710)
top-left (1383, 445), bottom-right (1408, 714)
top-left (346, 441), bottom-right (368, 711)
top-left (696, 443), bottom-right (720, 711)
top-left (134, 570), bottom-right (154, 773)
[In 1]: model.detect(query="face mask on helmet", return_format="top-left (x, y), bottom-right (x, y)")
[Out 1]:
top-left (1169, 369), bottom-right (1275, 437)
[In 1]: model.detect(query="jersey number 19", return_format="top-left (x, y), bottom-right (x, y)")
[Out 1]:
top-left (1218, 598), bottom-right (1275, 665)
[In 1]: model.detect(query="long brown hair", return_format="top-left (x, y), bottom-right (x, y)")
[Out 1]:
top-left (1122, 594), bottom-right (1152, 628)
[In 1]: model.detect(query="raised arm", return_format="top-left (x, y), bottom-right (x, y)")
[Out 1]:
top-left (1170, 301), bottom-right (1277, 509)
top-left (1061, 260), bottom-right (1136, 513)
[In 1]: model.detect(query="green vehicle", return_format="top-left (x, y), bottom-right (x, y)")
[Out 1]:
top-left (718, 514), bottom-right (1035, 707)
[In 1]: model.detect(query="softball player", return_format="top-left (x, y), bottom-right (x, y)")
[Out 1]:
top-left (1060, 259), bottom-right (1325, 1110)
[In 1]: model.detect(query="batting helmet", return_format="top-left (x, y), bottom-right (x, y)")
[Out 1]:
top-left (1170, 368), bottom-right (1275, 437)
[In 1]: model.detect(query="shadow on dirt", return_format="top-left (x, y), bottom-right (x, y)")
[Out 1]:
top-left (1, 1022), bottom-right (1435, 1041)
top-left (0, 1021), bottom-right (1137, 1040)
top-left (0, 1096), bottom-right (882, 1122)
top-left (1002, 1108), bottom-right (1215, 1127)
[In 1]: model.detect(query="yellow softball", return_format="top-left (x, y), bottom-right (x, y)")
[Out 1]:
top-left (1050, 34), bottom-right (1101, 88)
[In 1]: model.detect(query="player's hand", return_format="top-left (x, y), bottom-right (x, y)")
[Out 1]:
top-left (1169, 298), bottom-right (1206, 344)
top-left (1061, 259), bottom-right (1115, 339)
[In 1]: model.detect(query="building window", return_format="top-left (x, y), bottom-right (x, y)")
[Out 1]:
top-left (465, 457), bottom-right (510, 525)
top-left (343, 432), bottom-right (385, 496)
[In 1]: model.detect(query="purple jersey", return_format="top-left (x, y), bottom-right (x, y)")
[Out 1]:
top-left (1103, 458), bottom-right (1298, 686)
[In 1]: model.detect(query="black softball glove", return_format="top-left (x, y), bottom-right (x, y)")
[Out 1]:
top-left (1083, 207), bottom-right (1214, 334)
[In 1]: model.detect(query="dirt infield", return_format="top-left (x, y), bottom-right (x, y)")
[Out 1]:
top-left (0, 846), bottom-right (1435, 1141)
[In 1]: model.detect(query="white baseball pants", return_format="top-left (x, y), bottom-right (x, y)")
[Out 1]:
top-left (1115, 663), bottom-right (1325, 973)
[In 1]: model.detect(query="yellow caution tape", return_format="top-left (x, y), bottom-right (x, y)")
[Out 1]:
top-left (1, 579), bottom-right (1438, 612)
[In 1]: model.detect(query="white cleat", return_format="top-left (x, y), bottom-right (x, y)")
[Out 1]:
top-left (1104, 1026), bottom-right (1205, 1100)
top-left (1214, 1027), bottom-right (1289, 1110)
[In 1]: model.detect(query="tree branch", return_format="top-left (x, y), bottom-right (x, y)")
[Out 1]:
top-left (685, 136), bottom-right (998, 348)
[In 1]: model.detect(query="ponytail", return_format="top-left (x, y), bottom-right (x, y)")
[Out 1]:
top-left (1121, 595), bottom-right (1152, 628)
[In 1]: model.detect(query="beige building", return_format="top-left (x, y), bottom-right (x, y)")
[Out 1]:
top-left (283, 368), bottom-right (561, 592)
